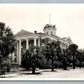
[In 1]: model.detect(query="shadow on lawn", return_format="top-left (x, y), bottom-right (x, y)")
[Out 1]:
top-left (42, 70), bottom-right (57, 72)
top-left (41, 68), bottom-right (70, 72)
top-left (20, 72), bottom-right (41, 75)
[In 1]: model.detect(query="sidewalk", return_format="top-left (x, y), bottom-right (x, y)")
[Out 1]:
top-left (0, 68), bottom-right (84, 79)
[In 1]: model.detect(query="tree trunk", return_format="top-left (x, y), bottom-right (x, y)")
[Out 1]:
top-left (51, 55), bottom-right (54, 71)
top-left (73, 55), bottom-right (75, 69)
top-left (32, 63), bottom-right (35, 74)
top-left (63, 57), bottom-right (67, 70)
top-left (79, 61), bottom-right (82, 69)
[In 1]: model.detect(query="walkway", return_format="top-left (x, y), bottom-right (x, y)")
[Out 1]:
top-left (0, 68), bottom-right (84, 80)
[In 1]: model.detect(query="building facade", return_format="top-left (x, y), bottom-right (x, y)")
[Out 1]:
top-left (14, 24), bottom-right (73, 65)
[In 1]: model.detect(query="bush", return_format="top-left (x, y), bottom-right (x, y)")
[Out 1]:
top-left (38, 55), bottom-right (48, 69)
top-left (11, 62), bottom-right (19, 69)
top-left (21, 50), bottom-right (32, 70)
top-left (0, 67), bottom-right (6, 75)
top-left (54, 61), bottom-right (63, 68)
top-left (38, 57), bottom-right (52, 69)
top-left (0, 58), bottom-right (11, 74)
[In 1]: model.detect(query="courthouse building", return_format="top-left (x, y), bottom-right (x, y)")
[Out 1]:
top-left (15, 24), bottom-right (73, 65)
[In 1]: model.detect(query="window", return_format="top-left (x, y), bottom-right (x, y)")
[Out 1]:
top-left (46, 32), bottom-right (48, 34)
top-left (42, 39), bottom-right (44, 43)
top-left (51, 32), bottom-right (53, 35)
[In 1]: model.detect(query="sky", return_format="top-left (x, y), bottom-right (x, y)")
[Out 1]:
top-left (0, 4), bottom-right (84, 49)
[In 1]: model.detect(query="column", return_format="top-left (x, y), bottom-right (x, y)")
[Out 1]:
top-left (38, 38), bottom-right (40, 47)
top-left (18, 40), bottom-right (21, 65)
top-left (17, 41), bottom-right (19, 63)
top-left (12, 52), bottom-right (15, 61)
top-left (34, 38), bottom-right (37, 46)
top-left (26, 39), bottom-right (29, 50)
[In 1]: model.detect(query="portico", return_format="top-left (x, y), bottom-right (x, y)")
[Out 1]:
top-left (16, 38), bottom-right (40, 65)
top-left (15, 29), bottom-right (40, 65)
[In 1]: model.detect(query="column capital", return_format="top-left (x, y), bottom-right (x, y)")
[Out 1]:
top-left (18, 39), bottom-right (21, 42)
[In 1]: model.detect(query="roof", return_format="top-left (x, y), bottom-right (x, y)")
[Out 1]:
top-left (37, 32), bottom-right (61, 40)
top-left (62, 37), bottom-right (71, 41)
top-left (62, 37), bottom-right (73, 43)
top-left (37, 32), bottom-right (71, 43)
top-left (15, 29), bottom-right (34, 37)
top-left (44, 24), bottom-right (56, 29)
top-left (14, 29), bottom-right (72, 44)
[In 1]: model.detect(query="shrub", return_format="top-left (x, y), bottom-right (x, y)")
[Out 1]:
top-left (0, 58), bottom-right (11, 74)
top-left (54, 61), bottom-right (63, 68)
top-left (38, 55), bottom-right (48, 69)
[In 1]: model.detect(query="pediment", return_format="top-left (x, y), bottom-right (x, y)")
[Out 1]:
top-left (15, 29), bottom-right (34, 37)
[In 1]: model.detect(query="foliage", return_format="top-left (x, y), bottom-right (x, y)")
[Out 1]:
top-left (22, 46), bottom-right (42, 74)
top-left (54, 61), bottom-right (63, 68)
top-left (21, 50), bottom-right (31, 69)
top-left (0, 22), bottom-right (15, 57)
top-left (43, 41), bottom-right (62, 71)
top-left (67, 44), bottom-right (78, 69)
top-left (0, 22), bottom-right (15, 74)
top-left (38, 54), bottom-right (48, 69)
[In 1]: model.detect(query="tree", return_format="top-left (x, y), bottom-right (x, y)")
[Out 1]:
top-left (21, 50), bottom-right (31, 70)
top-left (0, 22), bottom-right (15, 74)
top-left (77, 51), bottom-right (82, 68)
top-left (62, 49), bottom-right (68, 70)
top-left (44, 41), bottom-right (61, 71)
top-left (68, 44), bottom-right (78, 69)
top-left (62, 56), bottom-right (68, 70)
top-left (22, 46), bottom-right (42, 74)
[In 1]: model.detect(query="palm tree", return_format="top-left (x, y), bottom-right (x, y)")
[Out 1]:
top-left (0, 22), bottom-right (15, 74)
top-left (68, 44), bottom-right (78, 69)
top-left (44, 41), bottom-right (61, 71)
top-left (0, 22), bottom-right (15, 58)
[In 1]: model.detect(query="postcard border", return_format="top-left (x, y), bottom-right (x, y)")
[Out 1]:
top-left (0, 0), bottom-right (84, 83)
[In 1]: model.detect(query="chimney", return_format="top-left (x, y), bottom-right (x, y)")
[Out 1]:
top-left (34, 31), bottom-right (37, 33)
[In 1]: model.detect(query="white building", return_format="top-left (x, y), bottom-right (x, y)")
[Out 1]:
top-left (15, 23), bottom-right (73, 65)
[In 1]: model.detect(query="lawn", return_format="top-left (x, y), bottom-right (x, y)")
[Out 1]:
top-left (0, 68), bottom-right (84, 80)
